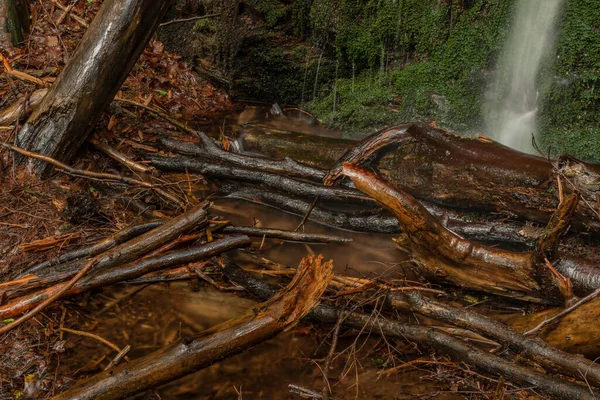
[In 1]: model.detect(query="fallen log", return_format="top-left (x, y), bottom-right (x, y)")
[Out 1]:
top-left (239, 123), bottom-right (600, 231)
top-left (15, 220), bottom-right (164, 278)
top-left (341, 164), bottom-right (600, 303)
top-left (51, 254), bottom-right (333, 400)
top-left (147, 153), bottom-right (375, 204)
top-left (221, 185), bottom-right (544, 245)
top-left (391, 290), bottom-right (600, 386)
top-left (221, 259), bottom-right (598, 400)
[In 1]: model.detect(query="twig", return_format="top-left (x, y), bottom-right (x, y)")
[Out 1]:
top-left (322, 312), bottom-right (344, 400)
top-left (295, 195), bottom-right (319, 232)
top-left (0, 54), bottom-right (51, 87)
top-left (159, 13), bottom-right (221, 27)
top-left (51, 0), bottom-right (88, 27)
top-left (105, 345), bottom-right (131, 370)
top-left (88, 137), bottom-right (186, 209)
top-left (59, 327), bottom-right (130, 361)
top-left (55, 1), bottom-right (76, 25)
top-left (0, 258), bottom-right (98, 335)
top-left (222, 225), bottom-right (352, 243)
top-left (524, 287), bottom-right (600, 336)
top-left (0, 140), bottom-right (159, 189)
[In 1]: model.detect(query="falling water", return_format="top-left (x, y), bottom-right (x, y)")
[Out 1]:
top-left (485, 0), bottom-right (564, 153)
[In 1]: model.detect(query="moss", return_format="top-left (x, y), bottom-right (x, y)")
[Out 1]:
top-left (538, 0), bottom-right (600, 161)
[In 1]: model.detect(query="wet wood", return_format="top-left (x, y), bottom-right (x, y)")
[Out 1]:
top-left (148, 153), bottom-right (374, 204)
top-left (52, 254), bottom-right (333, 400)
top-left (221, 259), bottom-right (598, 399)
top-left (221, 225), bottom-right (353, 243)
top-left (222, 184), bottom-right (543, 244)
top-left (506, 295), bottom-right (600, 358)
top-left (15, 0), bottom-right (170, 175)
top-left (341, 164), bottom-right (600, 302)
top-left (391, 290), bottom-right (600, 386)
top-left (0, 235), bottom-right (251, 319)
top-left (239, 123), bottom-right (600, 231)
top-left (16, 220), bottom-right (164, 278)
top-left (0, 202), bottom-right (209, 301)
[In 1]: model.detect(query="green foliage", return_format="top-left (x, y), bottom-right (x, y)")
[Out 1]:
top-left (307, 71), bottom-right (400, 134)
top-left (246, 0), bottom-right (288, 27)
top-left (234, 0), bottom-right (600, 159)
top-left (538, 0), bottom-right (600, 161)
top-left (308, 0), bottom-right (511, 134)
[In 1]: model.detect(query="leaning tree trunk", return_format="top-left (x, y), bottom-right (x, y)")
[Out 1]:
top-left (0, 0), bottom-right (29, 49)
top-left (15, 0), bottom-right (170, 176)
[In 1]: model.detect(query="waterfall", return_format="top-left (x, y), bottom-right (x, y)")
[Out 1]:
top-left (485, 0), bottom-right (564, 153)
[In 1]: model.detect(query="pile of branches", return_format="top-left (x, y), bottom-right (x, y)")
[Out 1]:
top-left (3, 103), bottom-right (600, 398)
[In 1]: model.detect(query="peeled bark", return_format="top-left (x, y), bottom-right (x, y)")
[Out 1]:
top-left (15, 0), bottom-right (169, 175)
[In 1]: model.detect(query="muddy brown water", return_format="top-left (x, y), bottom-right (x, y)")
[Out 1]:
top-left (57, 109), bottom-right (496, 399)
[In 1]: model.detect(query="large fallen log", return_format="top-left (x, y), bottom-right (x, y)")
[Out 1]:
top-left (52, 254), bottom-right (333, 400)
top-left (239, 123), bottom-right (600, 231)
top-left (341, 163), bottom-right (600, 303)
top-left (221, 184), bottom-right (541, 244)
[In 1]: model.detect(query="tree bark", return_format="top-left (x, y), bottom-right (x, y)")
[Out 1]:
top-left (0, 0), bottom-right (29, 49)
top-left (15, 0), bottom-right (170, 175)
top-left (342, 164), bottom-right (600, 303)
top-left (239, 123), bottom-right (600, 231)
top-left (52, 254), bottom-right (333, 400)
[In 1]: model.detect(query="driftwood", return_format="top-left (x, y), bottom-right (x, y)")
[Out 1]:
top-left (15, 0), bottom-right (170, 175)
top-left (221, 259), bottom-right (598, 400)
top-left (52, 254), bottom-right (333, 400)
top-left (341, 164), bottom-right (600, 303)
top-left (0, 235), bottom-right (251, 319)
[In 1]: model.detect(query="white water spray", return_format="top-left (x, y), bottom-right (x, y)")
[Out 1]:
top-left (485, 0), bottom-right (564, 153)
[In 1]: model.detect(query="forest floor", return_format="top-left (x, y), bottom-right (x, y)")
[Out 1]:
top-left (0, 1), bottom-right (555, 399)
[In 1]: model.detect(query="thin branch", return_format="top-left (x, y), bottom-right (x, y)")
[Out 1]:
top-left (524, 287), bottom-right (600, 336)
top-left (159, 13), bottom-right (221, 27)
top-left (0, 258), bottom-right (98, 335)
top-left (0, 140), bottom-right (158, 189)
top-left (59, 327), bottom-right (130, 361)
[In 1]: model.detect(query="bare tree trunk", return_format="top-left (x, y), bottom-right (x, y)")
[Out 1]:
top-left (0, 0), bottom-right (29, 49)
top-left (15, 0), bottom-right (170, 176)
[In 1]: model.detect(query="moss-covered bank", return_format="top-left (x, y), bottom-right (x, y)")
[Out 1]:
top-left (159, 0), bottom-right (600, 161)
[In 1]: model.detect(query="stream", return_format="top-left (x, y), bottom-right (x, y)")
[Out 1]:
top-left (58, 107), bottom-right (465, 400)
